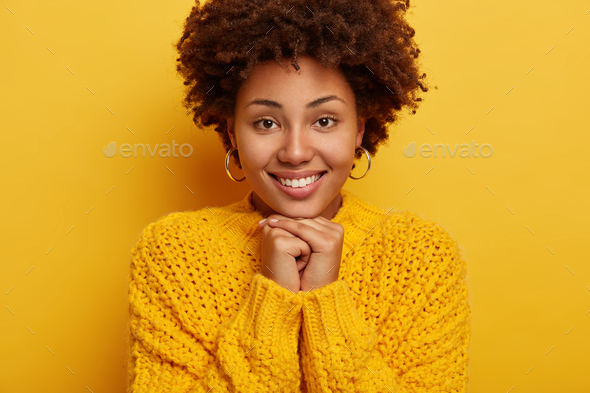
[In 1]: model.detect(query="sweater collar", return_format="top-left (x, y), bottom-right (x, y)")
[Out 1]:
top-left (217, 188), bottom-right (389, 254)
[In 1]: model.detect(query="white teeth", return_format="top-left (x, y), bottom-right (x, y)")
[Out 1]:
top-left (276, 173), bottom-right (323, 188)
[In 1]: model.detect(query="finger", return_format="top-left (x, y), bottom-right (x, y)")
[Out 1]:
top-left (279, 235), bottom-right (312, 270)
top-left (258, 214), bottom-right (293, 228)
top-left (260, 214), bottom-right (341, 240)
top-left (294, 238), bottom-right (312, 270)
top-left (258, 217), bottom-right (270, 228)
top-left (268, 216), bottom-right (342, 241)
top-left (262, 213), bottom-right (322, 223)
top-left (258, 213), bottom-right (297, 228)
top-left (267, 219), bottom-right (333, 252)
top-left (269, 214), bottom-right (333, 232)
top-left (258, 214), bottom-right (295, 228)
top-left (264, 224), bottom-right (296, 238)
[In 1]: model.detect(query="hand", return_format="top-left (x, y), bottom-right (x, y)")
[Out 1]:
top-left (258, 216), bottom-right (312, 293)
top-left (260, 214), bottom-right (344, 292)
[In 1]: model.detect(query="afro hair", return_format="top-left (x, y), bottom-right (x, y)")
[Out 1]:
top-left (174, 0), bottom-right (432, 168)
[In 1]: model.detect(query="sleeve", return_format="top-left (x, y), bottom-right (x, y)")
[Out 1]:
top-left (127, 222), bottom-right (305, 392)
top-left (298, 226), bottom-right (471, 392)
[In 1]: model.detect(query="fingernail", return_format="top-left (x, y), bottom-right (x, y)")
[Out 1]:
top-left (259, 218), bottom-right (267, 225)
top-left (269, 219), bottom-right (279, 223)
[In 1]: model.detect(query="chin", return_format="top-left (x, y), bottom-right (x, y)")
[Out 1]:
top-left (274, 200), bottom-right (323, 219)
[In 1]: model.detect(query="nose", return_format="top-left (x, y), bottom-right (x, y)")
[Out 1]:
top-left (276, 125), bottom-right (315, 165)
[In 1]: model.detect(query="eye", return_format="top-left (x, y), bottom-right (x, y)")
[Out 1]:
top-left (314, 115), bottom-right (339, 128)
top-left (252, 118), bottom-right (278, 130)
top-left (252, 115), bottom-right (340, 130)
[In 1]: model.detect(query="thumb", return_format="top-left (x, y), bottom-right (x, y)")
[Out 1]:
top-left (294, 238), bottom-right (311, 272)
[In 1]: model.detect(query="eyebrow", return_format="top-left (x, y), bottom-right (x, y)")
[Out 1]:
top-left (245, 95), bottom-right (346, 110)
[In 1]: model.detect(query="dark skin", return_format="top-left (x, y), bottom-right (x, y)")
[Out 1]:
top-left (258, 214), bottom-right (344, 293)
top-left (227, 54), bottom-right (365, 292)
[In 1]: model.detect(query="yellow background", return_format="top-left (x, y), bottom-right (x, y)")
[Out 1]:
top-left (1, 0), bottom-right (589, 391)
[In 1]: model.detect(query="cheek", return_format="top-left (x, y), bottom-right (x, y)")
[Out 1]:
top-left (323, 141), bottom-right (355, 169)
top-left (240, 141), bottom-right (272, 170)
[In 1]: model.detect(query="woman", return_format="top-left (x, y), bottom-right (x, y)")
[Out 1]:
top-left (127, 0), bottom-right (471, 392)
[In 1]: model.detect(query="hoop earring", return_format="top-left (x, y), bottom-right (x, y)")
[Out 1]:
top-left (349, 145), bottom-right (371, 180)
top-left (225, 147), bottom-right (246, 182)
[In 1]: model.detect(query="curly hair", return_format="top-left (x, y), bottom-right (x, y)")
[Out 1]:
top-left (174, 0), bottom-right (432, 169)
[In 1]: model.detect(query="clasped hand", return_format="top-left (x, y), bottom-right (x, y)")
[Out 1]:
top-left (258, 214), bottom-right (344, 293)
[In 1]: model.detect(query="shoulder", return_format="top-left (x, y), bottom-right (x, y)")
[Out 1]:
top-left (344, 190), bottom-right (461, 254)
top-left (382, 209), bottom-right (459, 246)
top-left (130, 206), bottom-right (225, 252)
top-left (379, 210), bottom-right (465, 272)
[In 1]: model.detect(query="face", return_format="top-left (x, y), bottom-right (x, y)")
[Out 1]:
top-left (227, 54), bottom-right (365, 220)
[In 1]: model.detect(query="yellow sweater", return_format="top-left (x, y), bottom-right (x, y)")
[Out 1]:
top-left (127, 188), bottom-right (471, 392)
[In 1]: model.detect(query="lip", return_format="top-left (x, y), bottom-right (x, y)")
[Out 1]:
top-left (270, 171), bottom-right (326, 199)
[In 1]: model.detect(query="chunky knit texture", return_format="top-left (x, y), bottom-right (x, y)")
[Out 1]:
top-left (127, 188), bottom-right (471, 392)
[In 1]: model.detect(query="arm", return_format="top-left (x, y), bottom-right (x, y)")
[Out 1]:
top-left (127, 222), bottom-right (304, 392)
top-left (298, 226), bottom-right (471, 392)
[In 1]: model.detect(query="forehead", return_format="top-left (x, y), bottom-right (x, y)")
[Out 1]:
top-left (236, 55), bottom-right (352, 107)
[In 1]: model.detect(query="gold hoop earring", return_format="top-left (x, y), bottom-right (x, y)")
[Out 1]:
top-left (349, 145), bottom-right (371, 180)
top-left (225, 147), bottom-right (246, 182)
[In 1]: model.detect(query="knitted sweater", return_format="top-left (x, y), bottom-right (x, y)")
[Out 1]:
top-left (127, 188), bottom-right (471, 392)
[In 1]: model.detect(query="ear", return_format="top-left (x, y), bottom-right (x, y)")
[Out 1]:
top-left (226, 116), bottom-right (237, 148)
top-left (356, 117), bottom-right (366, 147)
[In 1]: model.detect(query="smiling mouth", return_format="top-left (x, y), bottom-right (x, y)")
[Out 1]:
top-left (269, 171), bottom-right (327, 185)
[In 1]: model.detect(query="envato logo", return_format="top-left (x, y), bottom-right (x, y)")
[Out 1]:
top-left (103, 141), bottom-right (193, 158)
top-left (403, 141), bottom-right (493, 158)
